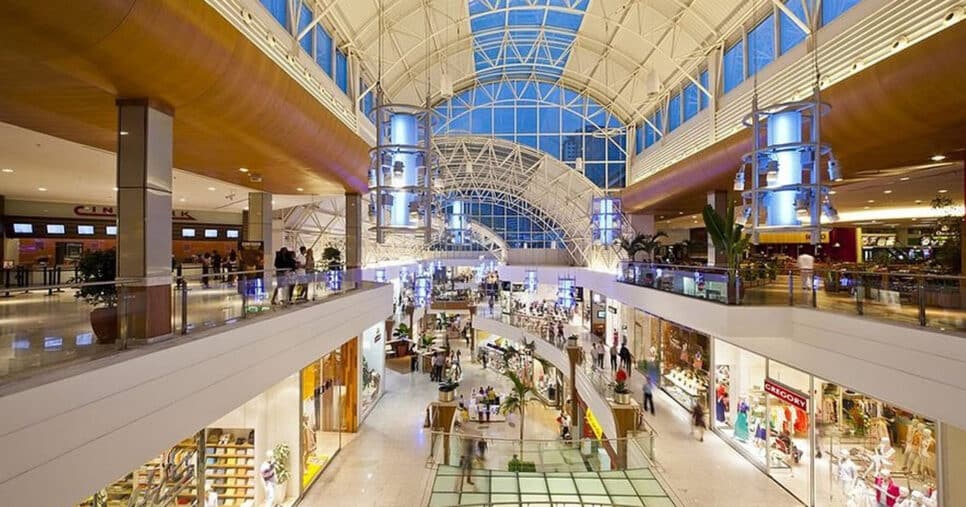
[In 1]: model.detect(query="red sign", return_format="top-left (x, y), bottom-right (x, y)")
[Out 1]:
top-left (764, 379), bottom-right (808, 410)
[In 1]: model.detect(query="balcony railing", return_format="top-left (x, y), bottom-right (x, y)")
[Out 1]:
top-left (0, 269), bottom-right (371, 387)
top-left (618, 261), bottom-right (966, 335)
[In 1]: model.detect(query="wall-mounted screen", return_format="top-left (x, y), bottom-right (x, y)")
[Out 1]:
top-left (77, 225), bottom-right (95, 235)
top-left (226, 229), bottom-right (240, 239)
top-left (106, 226), bottom-right (117, 236)
top-left (46, 224), bottom-right (66, 234)
top-left (204, 229), bottom-right (218, 238)
top-left (13, 223), bottom-right (33, 234)
top-left (181, 228), bottom-right (196, 238)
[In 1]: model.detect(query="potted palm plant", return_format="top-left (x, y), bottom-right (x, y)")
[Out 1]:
top-left (74, 249), bottom-right (118, 343)
top-left (500, 370), bottom-right (536, 456)
top-left (438, 379), bottom-right (459, 402)
top-left (613, 369), bottom-right (631, 404)
top-left (321, 246), bottom-right (343, 271)
top-left (702, 201), bottom-right (751, 304)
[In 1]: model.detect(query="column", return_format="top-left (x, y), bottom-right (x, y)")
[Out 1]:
top-left (628, 213), bottom-right (655, 236)
top-left (610, 401), bottom-right (639, 469)
top-left (116, 98), bottom-right (173, 342)
top-left (566, 338), bottom-right (582, 431)
top-left (706, 190), bottom-right (729, 267)
top-left (345, 192), bottom-right (363, 280)
top-left (244, 192), bottom-right (273, 264)
top-left (941, 423), bottom-right (966, 506)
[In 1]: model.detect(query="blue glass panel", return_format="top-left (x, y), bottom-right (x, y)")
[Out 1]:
top-left (585, 163), bottom-right (606, 188)
top-left (518, 135), bottom-right (537, 150)
top-left (653, 109), bottom-right (663, 138)
top-left (261, 0), bottom-right (287, 28)
top-left (723, 40), bottom-right (745, 93)
top-left (683, 83), bottom-right (699, 121)
top-left (643, 121), bottom-right (654, 148)
top-left (780, 0), bottom-right (808, 54)
top-left (517, 107), bottom-right (537, 132)
top-left (539, 107), bottom-right (559, 131)
top-left (335, 49), bottom-right (348, 92)
top-left (822, 0), bottom-right (860, 26)
top-left (635, 124), bottom-right (645, 154)
top-left (607, 163), bottom-right (626, 188)
top-left (748, 14), bottom-right (775, 75)
top-left (699, 70), bottom-right (710, 109)
top-left (561, 110), bottom-right (582, 133)
top-left (298, 3), bottom-right (313, 54)
top-left (471, 108), bottom-right (492, 132)
top-left (667, 93), bottom-right (682, 132)
top-left (314, 26), bottom-right (332, 75)
top-left (607, 135), bottom-right (625, 160)
top-left (539, 135), bottom-right (561, 158)
top-left (493, 108), bottom-right (514, 134)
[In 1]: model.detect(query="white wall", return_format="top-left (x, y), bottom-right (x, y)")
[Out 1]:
top-left (495, 265), bottom-right (966, 431)
top-left (0, 284), bottom-right (392, 507)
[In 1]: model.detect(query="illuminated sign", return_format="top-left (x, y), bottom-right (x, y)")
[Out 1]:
top-left (764, 378), bottom-right (808, 410)
top-left (585, 408), bottom-right (603, 440)
top-left (74, 205), bottom-right (197, 221)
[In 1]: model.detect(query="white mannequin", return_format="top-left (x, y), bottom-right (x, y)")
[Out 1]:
top-left (260, 450), bottom-right (278, 507)
top-left (909, 491), bottom-right (925, 507)
top-left (872, 436), bottom-right (895, 473)
top-left (904, 422), bottom-right (924, 470)
top-left (838, 457), bottom-right (858, 492)
top-left (914, 429), bottom-right (935, 477)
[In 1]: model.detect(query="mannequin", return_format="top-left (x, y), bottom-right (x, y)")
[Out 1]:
top-left (733, 397), bottom-right (750, 441)
top-left (913, 429), bottom-right (934, 477)
top-left (893, 487), bottom-right (910, 507)
top-left (903, 422), bottom-right (924, 470)
top-left (715, 384), bottom-right (729, 423)
top-left (872, 437), bottom-right (895, 474)
top-left (909, 491), bottom-right (924, 507)
top-left (260, 450), bottom-right (278, 507)
top-left (838, 457), bottom-right (858, 492)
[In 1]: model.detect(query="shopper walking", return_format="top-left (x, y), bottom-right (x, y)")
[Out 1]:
top-left (642, 377), bottom-right (655, 415)
top-left (458, 432), bottom-right (476, 489)
top-left (691, 400), bottom-right (706, 442)
top-left (609, 343), bottom-right (618, 370)
top-left (595, 342), bottom-right (605, 369)
top-left (619, 344), bottom-right (632, 372)
top-left (211, 250), bottom-right (222, 283)
top-left (201, 252), bottom-right (211, 289)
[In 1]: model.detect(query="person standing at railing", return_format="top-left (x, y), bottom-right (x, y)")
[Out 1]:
top-left (798, 252), bottom-right (815, 290)
top-left (619, 344), bottom-right (632, 373)
top-left (201, 252), bottom-right (211, 289)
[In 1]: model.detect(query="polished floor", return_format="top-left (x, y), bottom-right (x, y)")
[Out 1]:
top-left (302, 326), bottom-right (800, 507)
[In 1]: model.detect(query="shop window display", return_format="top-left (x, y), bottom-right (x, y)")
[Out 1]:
top-left (712, 340), bottom-right (767, 467)
top-left (360, 324), bottom-right (385, 418)
top-left (300, 338), bottom-right (358, 490)
top-left (658, 321), bottom-right (709, 409)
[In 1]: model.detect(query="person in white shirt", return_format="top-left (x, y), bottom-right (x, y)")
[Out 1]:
top-left (797, 252), bottom-right (815, 289)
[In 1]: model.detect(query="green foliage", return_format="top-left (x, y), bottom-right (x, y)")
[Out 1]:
top-left (620, 233), bottom-right (668, 262)
top-left (702, 202), bottom-right (751, 281)
top-left (393, 323), bottom-right (412, 340)
top-left (272, 443), bottom-right (291, 484)
top-left (74, 249), bottom-right (117, 307)
top-left (419, 332), bottom-right (435, 349)
top-left (930, 195), bottom-right (962, 274)
top-left (507, 456), bottom-right (537, 472)
top-left (322, 247), bottom-right (343, 271)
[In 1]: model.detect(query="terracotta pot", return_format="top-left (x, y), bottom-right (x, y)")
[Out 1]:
top-left (613, 392), bottom-right (631, 405)
top-left (439, 389), bottom-right (455, 403)
top-left (90, 306), bottom-right (118, 344)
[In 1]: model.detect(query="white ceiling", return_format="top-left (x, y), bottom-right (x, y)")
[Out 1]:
top-left (0, 122), bottom-right (331, 212)
top-left (326, 0), bottom-right (752, 122)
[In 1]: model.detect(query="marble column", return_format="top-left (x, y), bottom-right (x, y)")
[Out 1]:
top-left (345, 192), bottom-right (363, 280)
top-left (115, 98), bottom-right (173, 343)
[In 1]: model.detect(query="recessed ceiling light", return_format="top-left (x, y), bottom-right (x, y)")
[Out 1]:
top-left (179, 197), bottom-right (186, 202)
top-left (112, 187), bottom-right (118, 191)
top-left (1, 168), bottom-right (12, 173)
top-left (207, 186), bottom-right (216, 191)
top-left (296, 187), bottom-right (304, 192)
top-left (883, 190), bottom-right (893, 194)
top-left (931, 155), bottom-right (947, 162)
top-left (911, 218), bottom-right (917, 221)
top-left (864, 206), bottom-right (870, 209)
top-left (239, 167), bottom-right (249, 173)
top-left (915, 200), bottom-right (923, 204)
top-left (119, 131), bottom-right (129, 136)
top-left (867, 200), bottom-right (875, 203)
top-left (899, 177), bottom-right (910, 181)
top-left (938, 189), bottom-right (948, 193)
top-left (37, 187), bottom-right (47, 192)
top-left (678, 211), bottom-right (683, 215)
top-left (828, 190), bottom-right (837, 195)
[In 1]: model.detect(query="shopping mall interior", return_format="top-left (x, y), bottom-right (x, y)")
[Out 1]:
top-left (0, 0), bottom-right (965, 506)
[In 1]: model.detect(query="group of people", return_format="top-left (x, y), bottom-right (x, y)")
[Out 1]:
top-left (175, 249), bottom-right (239, 288)
top-left (270, 246), bottom-right (316, 304)
top-left (590, 331), bottom-right (634, 373)
top-left (429, 349), bottom-right (462, 382)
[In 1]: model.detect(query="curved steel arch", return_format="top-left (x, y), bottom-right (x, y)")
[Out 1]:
top-left (433, 135), bottom-right (629, 267)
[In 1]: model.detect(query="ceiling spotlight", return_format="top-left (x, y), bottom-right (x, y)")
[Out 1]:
top-left (296, 187), bottom-right (304, 192)
top-left (678, 211), bottom-right (684, 215)
top-left (931, 154), bottom-right (947, 162)
top-left (239, 167), bottom-right (249, 173)
top-left (867, 200), bottom-right (875, 203)
top-left (823, 202), bottom-right (839, 222)
top-left (1, 168), bottom-right (13, 173)
top-left (733, 170), bottom-right (746, 191)
top-left (915, 200), bottom-right (923, 204)
top-left (900, 177), bottom-right (910, 181)
top-left (828, 190), bottom-right (837, 195)
top-left (883, 190), bottom-right (893, 194)
top-left (207, 186), bottom-right (216, 191)
top-left (764, 160), bottom-right (779, 187)
top-left (827, 156), bottom-right (842, 182)
top-left (938, 189), bottom-right (948, 193)
top-left (120, 131), bottom-right (129, 136)
top-left (864, 206), bottom-right (871, 209)
top-left (37, 187), bottom-right (47, 192)
top-left (113, 187), bottom-right (118, 191)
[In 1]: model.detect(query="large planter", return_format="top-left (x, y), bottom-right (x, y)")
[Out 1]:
top-left (90, 306), bottom-right (118, 344)
top-left (439, 389), bottom-right (455, 403)
top-left (613, 391), bottom-right (631, 405)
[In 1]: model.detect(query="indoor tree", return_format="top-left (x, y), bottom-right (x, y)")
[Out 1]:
top-left (499, 370), bottom-right (537, 456)
top-left (619, 232), bottom-right (667, 262)
top-left (702, 201), bottom-right (751, 302)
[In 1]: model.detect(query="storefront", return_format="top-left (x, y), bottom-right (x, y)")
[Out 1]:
top-left (657, 320), bottom-right (710, 410)
top-left (629, 309), bottom-right (660, 373)
top-left (77, 337), bottom-right (362, 507)
top-left (712, 339), bottom-right (941, 506)
top-left (360, 324), bottom-right (386, 420)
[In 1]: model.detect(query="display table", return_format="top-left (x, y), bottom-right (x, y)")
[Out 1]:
top-left (664, 373), bottom-right (702, 397)
top-left (386, 339), bottom-right (412, 358)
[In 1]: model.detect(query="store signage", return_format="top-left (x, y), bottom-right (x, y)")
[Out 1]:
top-left (74, 205), bottom-right (197, 221)
top-left (764, 379), bottom-right (808, 410)
top-left (585, 408), bottom-right (603, 440)
top-left (757, 231), bottom-right (830, 244)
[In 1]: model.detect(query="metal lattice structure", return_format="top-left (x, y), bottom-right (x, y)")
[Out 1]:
top-left (433, 135), bottom-right (630, 267)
